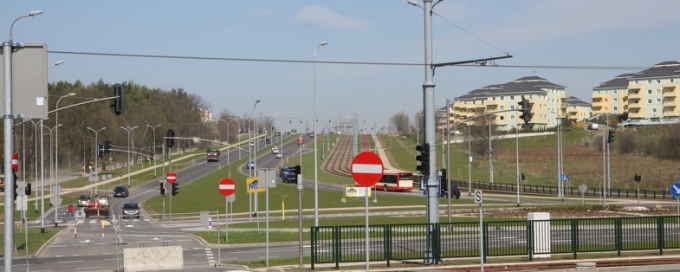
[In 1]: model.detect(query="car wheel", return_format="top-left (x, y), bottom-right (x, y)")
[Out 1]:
top-left (382, 186), bottom-right (387, 192)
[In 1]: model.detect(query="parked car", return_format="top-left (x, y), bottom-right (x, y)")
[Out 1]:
top-left (246, 161), bottom-right (256, 169)
top-left (449, 130), bottom-right (462, 135)
top-left (77, 195), bottom-right (92, 207)
top-left (121, 202), bottom-right (140, 219)
top-left (113, 186), bottom-right (129, 198)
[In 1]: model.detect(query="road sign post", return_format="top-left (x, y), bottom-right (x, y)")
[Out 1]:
top-left (670, 182), bottom-right (680, 215)
top-left (167, 172), bottom-right (176, 219)
top-left (474, 190), bottom-right (484, 272)
top-left (350, 151), bottom-right (384, 272)
top-left (219, 178), bottom-right (236, 246)
top-left (578, 184), bottom-right (588, 206)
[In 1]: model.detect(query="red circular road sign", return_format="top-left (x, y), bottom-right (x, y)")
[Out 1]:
top-left (11, 152), bottom-right (18, 172)
top-left (166, 172), bottom-right (177, 184)
top-left (350, 151), bottom-right (384, 187)
top-left (219, 178), bottom-right (236, 196)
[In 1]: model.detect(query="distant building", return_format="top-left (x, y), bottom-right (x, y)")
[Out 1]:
top-left (564, 96), bottom-right (592, 123)
top-left (199, 108), bottom-right (213, 122)
top-left (450, 76), bottom-right (571, 131)
top-left (592, 73), bottom-right (633, 115)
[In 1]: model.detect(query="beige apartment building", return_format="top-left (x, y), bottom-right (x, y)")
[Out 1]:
top-left (592, 61), bottom-right (680, 123)
top-left (450, 76), bottom-right (571, 131)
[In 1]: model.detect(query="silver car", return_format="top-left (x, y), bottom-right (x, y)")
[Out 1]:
top-left (122, 202), bottom-right (140, 219)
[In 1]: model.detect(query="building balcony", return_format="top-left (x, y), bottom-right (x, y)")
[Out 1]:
top-left (663, 100), bottom-right (677, 107)
top-left (628, 91), bottom-right (642, 100)
top-left (628, 84), bottom-right (642, 91)
top-left (628, 103), bottom-right (642, 110)
top-left (663, 83), bottom-right (679, 97)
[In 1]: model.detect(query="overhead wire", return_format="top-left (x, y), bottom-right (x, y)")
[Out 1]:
top-left (48, 50), bottom-right (649, 71)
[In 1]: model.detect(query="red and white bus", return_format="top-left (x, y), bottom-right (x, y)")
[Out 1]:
top-left (297, 135), bottom-right (305, 145)
top-left (356, 171), bottom-right (414, 192)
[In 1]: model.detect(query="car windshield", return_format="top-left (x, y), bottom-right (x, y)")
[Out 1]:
top-left (79, 195), bottom-right (90, 200)
top-left (114, 186), bottom-right (126, 192)
top-left (123, 203), bottom-right (138, 209)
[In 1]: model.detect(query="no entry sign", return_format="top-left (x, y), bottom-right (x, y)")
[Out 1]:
top-left (166, 172), bottom-right (177, 184)
top-left (350, 151), bottom-right (384, 187)
top-left (12, 152), bottom-right (18, 172)
top-left (219, 178), bottom-right (236, 196)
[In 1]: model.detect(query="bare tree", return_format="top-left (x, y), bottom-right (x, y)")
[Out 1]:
top-left (467, 115), bottom-right (499, 157)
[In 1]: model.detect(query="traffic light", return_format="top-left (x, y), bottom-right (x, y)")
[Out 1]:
top-left (439, 168), bottom-right (447, 196)
top-left (607, 130), bottom-right (615, 144)
top-left (25, 182), bottom-right (31, 196)
top-left (98, 143), bottom-right (105, 158)
top-left (166, 129), bottom-right (175, 148)
top-left (518, 96), bottom-right (532, 124)
top-left (415, 143), bottom-right (430, 175)
top-left (634, 174), bottom-right (641, 182)
top-left (160, 183), bottom-right (166, 196)
top-left (110, 84), bottom-right (125, 115)
top-left (171, 182), bottom-right (179, 196)
top-left (13, 171), bottom-right (18, 201)
top-left (104, 140), bottom-right (112, 154)
top-left (293, 165), bottom-right (301, 184)
top-left (521, 173), bottom-right (526, 181)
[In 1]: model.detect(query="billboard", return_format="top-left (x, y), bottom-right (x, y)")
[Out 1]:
top-left (0, 43), bottom-right (48, 118)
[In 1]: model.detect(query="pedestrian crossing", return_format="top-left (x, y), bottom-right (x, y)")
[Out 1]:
top-left (33, 217), bottom-right (152, 225)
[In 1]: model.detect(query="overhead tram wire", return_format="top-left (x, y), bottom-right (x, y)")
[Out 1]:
top-left (48, 50), bottom-right (648, 71)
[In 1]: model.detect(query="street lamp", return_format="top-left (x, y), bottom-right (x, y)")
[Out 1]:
top-left (41, 123), bottom-right (61, 231)
top-left (228, 117), bottom-right (242, 160)
top-left (48, 60), bottom-right (65, 68)
top-left (373, 113), bottom-right (382, 135)
top-left (146, 124), bottom-right (161, 177)
top-left (313, 41), bottom-right (328, 227)
top-left (86, 126), bottom-right (106, 195)
top-left (4, 13), bottom-right (44, 263)
top-left (54, 92), bottom-right (75, 226)
top-left (121, 126), bottom-right (138, 186)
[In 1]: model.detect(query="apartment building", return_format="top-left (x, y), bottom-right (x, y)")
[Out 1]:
top-left (451, 76), bottom-right (567, 131)
top-left (564, 96), bottom-right (592, 123)
top-left (592, 73), bottom-right (632, 115)
top-left (627, 61), bottom-right (680, 121)
top-left (593, 61), bottom-right (680, 123)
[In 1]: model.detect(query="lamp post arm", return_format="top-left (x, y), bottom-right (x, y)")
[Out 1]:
top-left (48, 96), bottom-right (117, 114)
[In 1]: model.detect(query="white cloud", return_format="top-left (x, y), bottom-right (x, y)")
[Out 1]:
top-left (295, 6), bottom-right (366, 31)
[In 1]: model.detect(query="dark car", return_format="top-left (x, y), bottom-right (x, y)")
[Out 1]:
top-left (113, 186), bottom-right (129, 198)
top-left (446, 186), bottom-right (461, 199)
top-left (265, 138), bottom-right (271, 144)
top-left (280, 168), bottom-right (297, 183)
top-left (121, 202), bottom-right (140, 219)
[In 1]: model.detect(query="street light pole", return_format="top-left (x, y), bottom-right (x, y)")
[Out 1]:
top-left (313, 41), bottom-right (328, 227)
top-left (146, 124), bottom-right (161, 177)
top-left (54, 92), bottom-right (75, 225)
top-left (121, 126), bottom-right (138, 186)
top-left (87, 126), bottom-right (106, 195)
top-left (228, 117), bottom-right (241, 160)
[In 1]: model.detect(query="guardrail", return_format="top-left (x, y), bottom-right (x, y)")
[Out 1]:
top-left (310, 215), bottom-right (680, 270)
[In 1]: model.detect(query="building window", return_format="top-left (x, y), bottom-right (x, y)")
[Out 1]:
top-left (672, 79), bottom-right (675, 83)
top-left (653, 108), bottom-right (657, 113)
top-left (657, 79), bottom-right (661, 83)
top-left (510, 105), bottom-right (515, 110)
top-left (658, 89), bottom-right (661, 94)
top-left (511, 115), bottom-right (515, 120)
top-left (500, 116), bottom-right (504, 120)
top-left (635, 80), bottom-right (639, 84)
top-left (648, 99), bottom-right (653, 104)
top-left (614, 98), bottom-right (618, 102)
top-left (648, 89), bottom-right (653, 94)
top-left (657, 98), bottom-right (662, 103)
top-left (510, 95), bottom-right (514, 100)
top-left (648, 80), bottom-right (652, 84)
top-left (500, 106), bottom-right (504, 110)
top-left (613, 107), bottom-right (618, 111)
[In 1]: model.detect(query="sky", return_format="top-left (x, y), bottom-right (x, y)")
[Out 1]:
top-left (4, 0), bottom-right (680, 132)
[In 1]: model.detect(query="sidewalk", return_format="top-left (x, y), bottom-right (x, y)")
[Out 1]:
top-left (372, 133), bottom-right (404, 172)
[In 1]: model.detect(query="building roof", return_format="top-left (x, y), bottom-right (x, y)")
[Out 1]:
top-left (593, 73), bottom-right (635, 90)
top-left (566, 96), bottom-right (591, 107)
top-left (629, 61), bottom-right (680, 79)
top-left (455, 76), bottom-right (564, 100)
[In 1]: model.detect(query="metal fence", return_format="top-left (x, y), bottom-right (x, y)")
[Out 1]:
top-left (310, 215), bottom-right (680, 270)
top-left (448, 179), bottom-right (678, 200)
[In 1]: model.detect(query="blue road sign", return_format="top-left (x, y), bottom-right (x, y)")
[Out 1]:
top-left (560, 174), bottom-right (568, 182)
top-left (670, 182), bottom-right (680, 198)
top-left (422, 176), bottom-right (442, 196)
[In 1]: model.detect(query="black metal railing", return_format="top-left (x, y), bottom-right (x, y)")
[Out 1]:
top-left (311, 215), bottom-right (680, 270)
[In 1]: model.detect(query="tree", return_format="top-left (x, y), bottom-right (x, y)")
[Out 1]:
top-left (389, 111), bottom-right (411, 136)
top-left (467, 115), bottom-right (499, 157)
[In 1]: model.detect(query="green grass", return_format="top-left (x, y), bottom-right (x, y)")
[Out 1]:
top-left (0, 227), bottom-right (63, 255)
